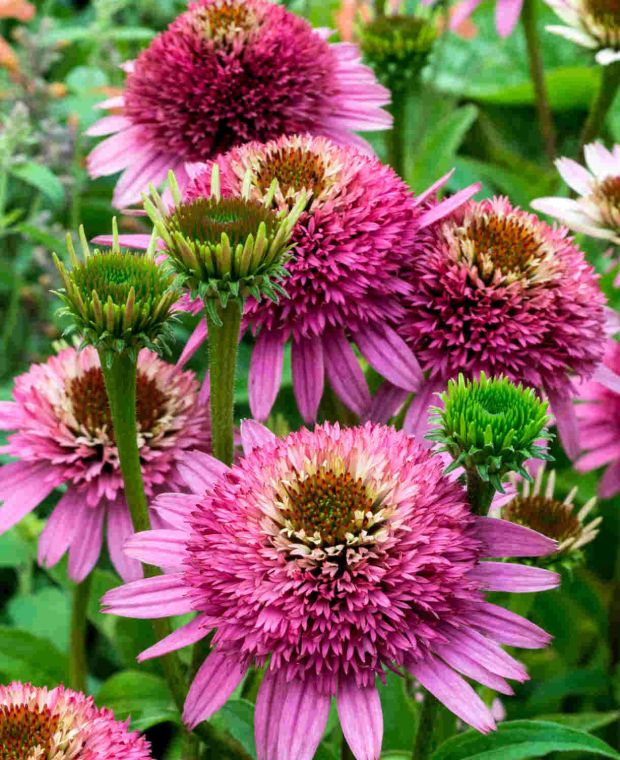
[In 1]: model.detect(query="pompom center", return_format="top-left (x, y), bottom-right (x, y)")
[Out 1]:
top-left (0, 703), bottom-right (59, 759)
top-left (255, 146), bottom-right (328, 202)
top-left (584, 0), bottom-right (620, 29)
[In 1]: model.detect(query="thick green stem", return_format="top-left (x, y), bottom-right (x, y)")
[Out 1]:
top-left (206, 300), bottom-right (242, 467)
top-left (387, 89), bottom-right (408, 178)
top-left (580, 61), bottom-right (620, 152)
top-left (100, 349), bottom-right (251, 760)
top-left (69, 573), bottom-right (92, 693)
top-left (521, 0), bottom-right (556, 162)
top-left (412, 692), bottom-right (440, 760)
top-left (465, 470), bottom-right (496, 516)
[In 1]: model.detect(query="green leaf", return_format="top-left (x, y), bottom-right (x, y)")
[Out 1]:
top-left (536, 713), bottom-right (620, 732)
top-left (379, 672), bottom-right (417, 751)
top-left (0, 528), bottom-right (36, 567)
top-left (10, 163), bottom-right (65, 206)
top-left (8, 587), bottom-right (70, 652)
top-left (13, 223), bottom-right (65, 251)
top-left (381, 754), bottom-right (409, 760)
top-left (212, 699), bottom-right (256, 758)
top-left (431, 720), bottom-right (620, 760)
top-left (0, 626), bottom-right (67, 685)
top-left (96, 670), bottom-right (179, 731)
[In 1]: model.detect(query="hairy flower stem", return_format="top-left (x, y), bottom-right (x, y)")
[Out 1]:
top-left (412, 692), bottom-right (440, 760)
top-left (206, 300), bottom-right (243, 466)
top-left (521, 0), bottom-right (556, 162)
top-left (580, 61), bottom-right (620, 152)
top-left (69, 573), bottom-right (92, 693)
top-left (466, 469), bottom-right (496, 516)
top-left (100, 350), bottom-right (251, 760)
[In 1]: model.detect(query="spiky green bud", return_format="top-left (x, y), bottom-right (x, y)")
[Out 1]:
top-left (53, 221), bottom-right (180, 362)
top-left (360, 14), bottom-right (438, 91)
top-left (143, 169), bottom-right (306, 323)
top-left (428, 373), bottom-right (552, 491)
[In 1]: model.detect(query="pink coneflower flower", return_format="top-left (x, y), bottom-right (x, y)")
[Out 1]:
top-left (86, 0), bottom-right (391, 208)
top-left (0, 681), bottom-right (151, 758)
top-left (104, 421), bottom-right (558, 759)
top-left (422, 0), bottom-right (519, 36)
top-left (386, 196), bottom-right (607, 458)
top-left (181, 134), bottom-right (478, 422)
top-left (576, 340), bottom-right (620, 498)
top-left (544, 0), bottom-right (620, 64)
top-left (532, 142), bottom-right (620, 244)
top-left (0, 346), bottom-right (211, 582)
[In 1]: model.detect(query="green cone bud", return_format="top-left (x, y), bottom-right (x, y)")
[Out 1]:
top-left (53, 221), bottom-right (180, 362)
top-left (428, 373), bottom-right (552, 491)
top-left (143, 168), bottom-right (307, 323)
top-left (360, 14), bottom-right (438, 91)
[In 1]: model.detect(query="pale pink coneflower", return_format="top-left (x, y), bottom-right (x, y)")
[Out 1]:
top-left (0, 346), bottom-right (211, 582)
top-left (103, 420), bottom-right (559, 760)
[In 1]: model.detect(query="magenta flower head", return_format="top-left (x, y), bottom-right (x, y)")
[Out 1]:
top-left (182, 134), bottom-right (479, 422)
top-left (86, 0), bottom-right (391, 208)
top-left (575, 340), bottom-right (620, 498)
top-left (104, 420), bottom-right (559, 759)
top-left (392, 196), bottom-right (607, 458)
top-left (0, 681), bottom-right (151, 759)
top-left (0, 345), bottom-right (211, 582)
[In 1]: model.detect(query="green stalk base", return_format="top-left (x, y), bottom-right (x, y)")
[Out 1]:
top-left (69, 573), bottom-right (92, 693)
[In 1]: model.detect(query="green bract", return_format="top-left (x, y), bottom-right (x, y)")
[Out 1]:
top-left (143, 168), bottom-right (307, 323)
top-left (53, 222), bottom-right (180, 362)
top-left (360, 14), bottom-right (438, 91)
top-left (428, 373), bottom-right (552, 491)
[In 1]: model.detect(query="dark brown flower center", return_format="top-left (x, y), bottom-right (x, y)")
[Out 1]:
top-left (504, 495), bottom-right (581, 543)
top-left (585, 0), bottom-right (620, 27)
top-left (68, 367), bottom-right (168, 439)
top-left (0, 703), bottom-right (60, 760)
top-left (463, 215), bottom-right (545, 278)
top-left (256, 147), bottom-right (327, 201)
top-left (594, 175), bottom-right (620, 211)
top-left (284, 469), bottom-right (374, 545)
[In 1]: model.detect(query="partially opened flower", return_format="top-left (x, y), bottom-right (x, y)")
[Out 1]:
top-left (390, 196), bottom-right (607, 458)
top-left (104, 421), bottom-right (559, 759)
top-left (575, 340), bottom-right (620, 498)
top-left (532, 142), bottom-right (620, 244)
top-left (86, 0), bottom-right (391, 208)
top-left (0, 345), bottom-right (211, 582)
top-left (0, 681), bottom-right (151, 759)
top-left (544, 0), bottom-right (620, 63)
top-left (181, 134), bottom-right (478, 422)
top-left (501, 465), bottom-right (600, 565)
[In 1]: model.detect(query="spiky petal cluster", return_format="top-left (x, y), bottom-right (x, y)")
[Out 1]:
top-left (395, 196), bottom-right (606, 457)
top-left (0, 345), bottom-right (211, 582)
top-left (183, 133), bottom-right (478, 422)
top-left (86, 0), bottom-right (391, 208)
top-left (544, 0), bottom-right (620, 63)
top-left (54, 223), bottom-right (179, 360)
top-left (104, 421), bottom-right (559, 760)
top-left (429, 374), bottom-right (551, 490)
top-left (144, 169), bottom-right (306, 317)
top-left (500, 466), bottom-right (600, 569)
top-left (360, 14), bottom-right (438, 90)
top-left (575, 340), bottom-right (620, 498)
top-left (0, 682), bottom-right (151, 759)
top-left (532, 142), bottom-right (620, 245)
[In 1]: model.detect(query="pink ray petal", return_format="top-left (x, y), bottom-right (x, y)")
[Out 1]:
top-left (102, 574), bottom-right (194, 618)
top-left (138, 613), bottom-right (214, 663)
top-left (337, 678), bottom-right (383, 760)
top-left (470, 562), bottom-right (560, 592)
top-left (292, 337), bottom-right (325, 423)
top-left (107, 499), bottom-right (143, 582)
top-left (353, 324), bottom-right (422, 391)
top-left (323, 329), bottom-right (370, 416)
top-left (249, 331), bottom-right (285, 421)
top-left (183, 650), bottom-right (248, 729)
top-left (124, 529), bottom-right (187, 569)
top-left (240, 419), bottom-right (276, 455)
top-left (475, 516), bottom-right (557, 558)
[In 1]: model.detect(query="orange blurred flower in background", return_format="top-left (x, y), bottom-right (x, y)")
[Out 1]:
top-left (0, 0), bottom-right (35, 76)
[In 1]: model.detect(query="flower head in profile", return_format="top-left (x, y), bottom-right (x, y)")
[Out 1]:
top-left (104, 421), bottom-right (559, 759)
top-left (575, 340), bottom-right (620, 498)
top-left (86, 0), bottom-right (391, 208)
top-left (0, 681), bottom-right (151, 759)
top-left (532, 142), bottom-right (620, 244)
top-left (500, 465), bottom-right (600, 569)
top-left (393, 196), bottom-right (606, 458)
top-left (0, 345), bottom-right (211, 582)
top-left (182, 133), bottom-right (479, 422)
top-left (544, 0), bottom-right (620, 63)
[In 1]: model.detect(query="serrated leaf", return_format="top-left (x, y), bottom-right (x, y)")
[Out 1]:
top-left (431, 720), bottom-right (620, 760)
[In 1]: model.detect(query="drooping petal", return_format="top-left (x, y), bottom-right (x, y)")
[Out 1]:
top-left (323, 329), bottom-right (370, 415)
top-left (240, 419), bottom-right (277, 455)
top-left (475, 516), bottom-right (557, 558)
top-left (600, 460), bottom-right (620, 499)
top-left (124, 529), bottom-right (188, 570)
top-left (352, 324), bottom-right (422, 391)
top-left (442, 626), bottom-right (528, 682)
top-left (403, 380), bottom-right (441, 444)
top-left (249, 331), bottom-right (285, 421)
top-left (291, 337), bottom-right (325, 423)
top-left (177, 451), bottom-right (229, 495)
top-left (419, 183), bottom-right (481, 228)
top-left (435, 644), bottom-right (513, 694)
top-left (183, 650), bottom-right (248, 729)
top-left (547, 388), bottom-right (580, 460)
top-left (469, 601), bottom-right (552, 648)
top-left (152, 492), bottom-right (199, 530)
top-left (38, 487), bottom-right (82, 570)
top-left (0, 461), bottom-right (61, 533)
top-left (364, 382), bottom-right (409, 424)
top-left (337, 679), bottom-right (383, 760)
top-left (68, 503), bottom-right (105, 583)
top-left (107, 499), bottom-right (143, 582)
top-left (470, 562), bottom-right (560, 592)
top-left (102, 574), bottom-right (194, 618)
top-left (496, 0), bottom-right (525, 36)
top-left (138, 613), bottom-right (214, 663)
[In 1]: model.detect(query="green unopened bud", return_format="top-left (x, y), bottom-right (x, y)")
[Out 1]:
top-left (53, 221), bottom-right (180, 361)
top-left (360, 14), bottom-right (438, 91)
top-left (144, 169), bottom-right (307, 322)
top-left (428, 373), bottom-right (552, 492)
top-left (502, 466), bottom-right (601, 572)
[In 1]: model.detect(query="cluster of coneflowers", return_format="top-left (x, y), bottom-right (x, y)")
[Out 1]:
top-left (1, 0), bottom-right (620, 757)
